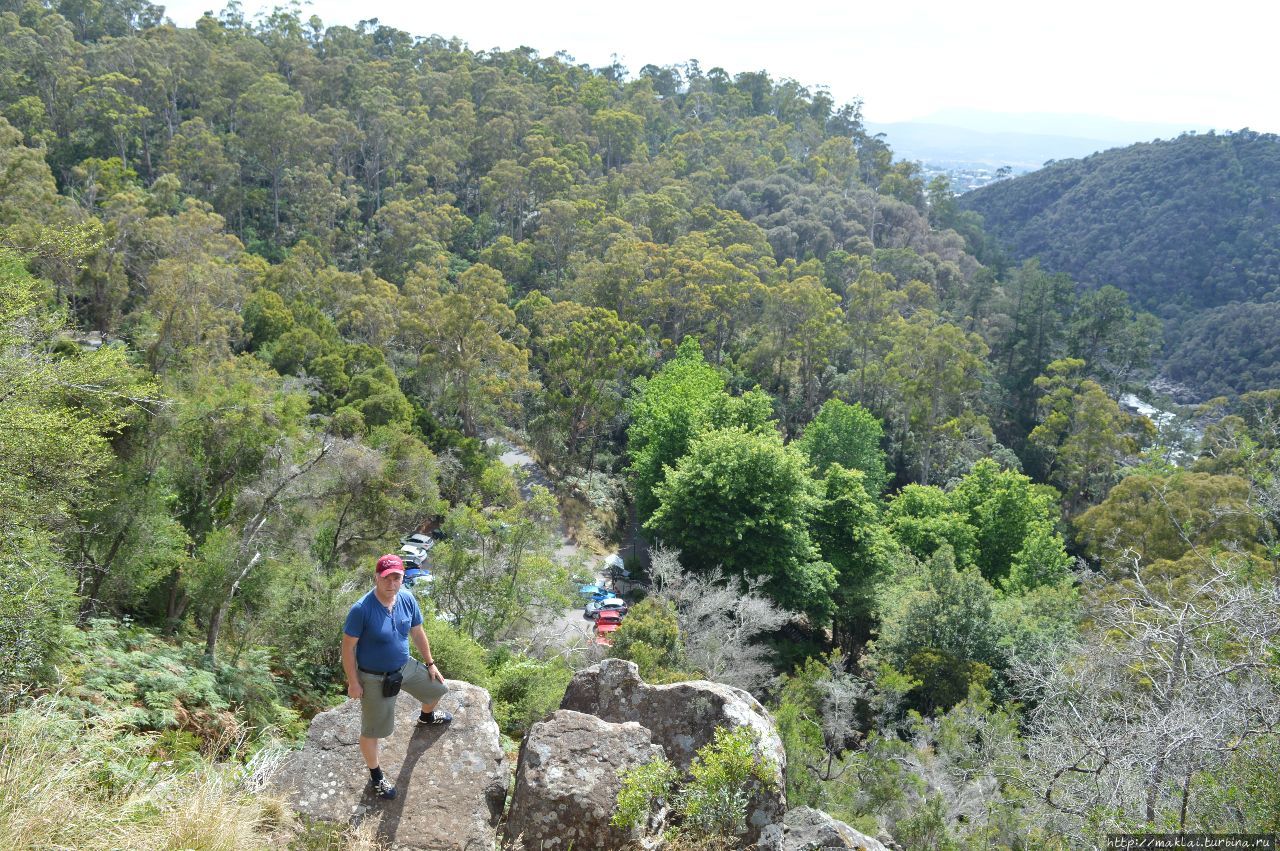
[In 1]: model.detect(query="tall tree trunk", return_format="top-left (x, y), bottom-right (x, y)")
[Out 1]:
top-left (205, 551), bottom-right (261, 663)
top-left (164, 568), bottom-right (188, 635)
top-left (1178, 770), bottom-right (1192, 829)
top-left (1145, 753), bottom-right (1166, 824)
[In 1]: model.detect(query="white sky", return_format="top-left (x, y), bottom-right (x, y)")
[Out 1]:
top-left (160, 0), bottom-right (1280, 134)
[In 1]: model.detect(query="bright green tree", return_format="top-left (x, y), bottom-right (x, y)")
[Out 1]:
top-left (626, 337), bottom-right (729, 522)
top-left (647, 426), bottom-right (835, 621)
top-left (884, 484), bottom-right (978, 568)
top-left (794, 398), bottom-right (889, 494)
top-left (810, 466), bottom-right (899, 648)
top-left (948, 458), bottom-right (1071, 589)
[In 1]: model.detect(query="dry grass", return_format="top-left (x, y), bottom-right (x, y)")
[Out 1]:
top-left (0, 700), bottom-right (383, 851)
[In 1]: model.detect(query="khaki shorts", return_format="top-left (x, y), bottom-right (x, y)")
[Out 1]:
top-left (357, 657), bottom-right (449, 739)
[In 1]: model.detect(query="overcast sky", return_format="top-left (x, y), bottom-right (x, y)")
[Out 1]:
top-left (159, 0), bottom-right (1279, 135)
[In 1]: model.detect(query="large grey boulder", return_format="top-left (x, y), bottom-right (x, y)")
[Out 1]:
top-left (760, 806), bottom-right (890, 851)
top-left (270, 681), bottom-right (507, 851)
top-left (559, 659), bottom-right (786, 844)
top-left (505, 709), bottom-right (665, 850)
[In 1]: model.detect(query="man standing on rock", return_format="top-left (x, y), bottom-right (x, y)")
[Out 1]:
top-left (342, 553), bottom-right (451, 800)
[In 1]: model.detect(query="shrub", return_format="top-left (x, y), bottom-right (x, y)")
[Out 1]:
top-left (486, 650), bottom-right (572, 739)
top-left (420, 607), bottom-right (489, 688)
top-left (607, 597), bottom-right (686, 683)
top-left (613, 755), bottom-right (679, 833)
top-left (613, 725), bottom-right (778, 846)
top-left (678, 726), bottom-right (776, 841)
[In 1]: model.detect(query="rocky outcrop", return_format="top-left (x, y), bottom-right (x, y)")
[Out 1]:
top-left (559, 659), bottom-right (786, 845)
top-left (759, 806), bottom-right (890, 851)
top-left (274, 666), bottom-right (897, 851)
top-left (270, 681), bottom-right (507, 851)
top-left (505, 709), bottom-right (666, 850)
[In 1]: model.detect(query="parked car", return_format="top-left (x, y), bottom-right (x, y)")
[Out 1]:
top-left (401, 532), bottom-right (435, 550)
top-left (594, 609), bottom-right (623, 645)
top-left (578, 583), bottom-right (604, 599)
top-left (400, 543), bottom-right (431, 562)
top-left (404, 565), bottom-right (432, 589)
top-left (585, 596), bottom-right (628, 619)
top-left (583, 595), bottom-right (609, 618)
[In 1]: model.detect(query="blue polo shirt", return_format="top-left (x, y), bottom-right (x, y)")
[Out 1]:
top-left (343, 590), bottom-right (423, 672)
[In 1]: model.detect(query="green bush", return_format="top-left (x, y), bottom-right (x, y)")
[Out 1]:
top-left (613, 756), bottom-right (679, 832)
top-left (614, 725), bottom-right (778, 845)
top-left (486, 650), bottom-right (572, 739)
top-left (679, 726), bottom-right (777, 841)
top-left (607, 597), bottom-right (686, 683)
top-left (420, 608), bottom-right (490, 688)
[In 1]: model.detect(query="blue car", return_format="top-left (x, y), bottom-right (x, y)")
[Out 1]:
top-left (578, 583), bottom-right (604, 599)
top-left (405, 566), bottom-right (432, 590)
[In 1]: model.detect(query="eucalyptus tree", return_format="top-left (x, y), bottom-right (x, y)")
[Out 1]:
top-left (882, 311), bottom-right (989, 484)
top-left (409, 262), bottom-right (532, 437)
top-left (517, 291), bottom-right (648, 475)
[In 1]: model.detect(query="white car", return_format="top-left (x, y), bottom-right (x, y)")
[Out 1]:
top-left (585, 596), bottom-right (629, 619)
top-left (400, 532), bottom-right (435, 550)
top-left (400, 543), bottom-right (431, 562)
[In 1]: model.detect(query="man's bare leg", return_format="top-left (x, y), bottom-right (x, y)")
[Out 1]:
top-left (359, 735), bottom-right (380, 769)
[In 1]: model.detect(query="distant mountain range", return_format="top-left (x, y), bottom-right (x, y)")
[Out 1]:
top-left (867, 110), bottom-right (1213, 172)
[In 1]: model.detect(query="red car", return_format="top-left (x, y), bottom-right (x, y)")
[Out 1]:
top-left (594, 609), bottom-right (624, 645)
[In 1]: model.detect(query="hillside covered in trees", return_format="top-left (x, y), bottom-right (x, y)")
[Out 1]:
top-left (958, 130), bottom-right (1280, 395)
top-left (1, 1), bottom-right (1279, 848)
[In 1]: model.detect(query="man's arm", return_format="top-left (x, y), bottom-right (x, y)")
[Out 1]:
top-left (409, 624), bottom-right (444, 683)
top-left (342, 634), bottom-right (363, 699)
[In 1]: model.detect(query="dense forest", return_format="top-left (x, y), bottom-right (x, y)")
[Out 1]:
top-left (1, 1), bottom-right (1278, 848)
top-left (958, 130), bottom-right (1280, 395)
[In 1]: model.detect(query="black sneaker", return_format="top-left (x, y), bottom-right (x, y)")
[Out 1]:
top-left (371, 775), bottom-right (397, 800)
top-left (417, 709), bottom-right (453, 726)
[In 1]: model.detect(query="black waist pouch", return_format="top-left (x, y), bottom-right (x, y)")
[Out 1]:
top-left (382, 668), bottom-right (403, 698)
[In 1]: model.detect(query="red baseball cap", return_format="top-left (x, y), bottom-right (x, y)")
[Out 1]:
top-left (376, 554), bottom-right (405, 576)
